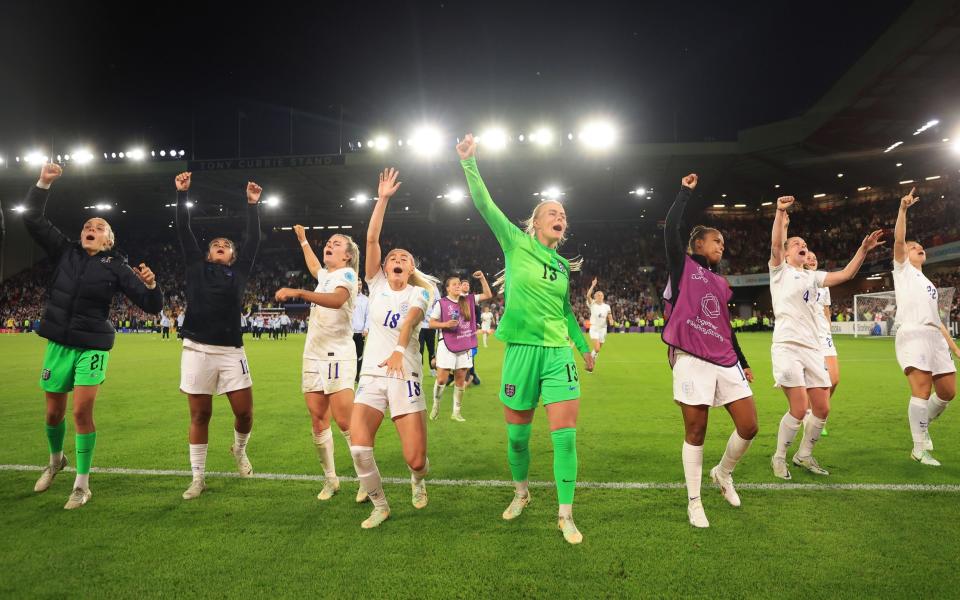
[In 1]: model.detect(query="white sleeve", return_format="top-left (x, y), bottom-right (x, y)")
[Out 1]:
top-left (769, 262), bottom-right (785, 277)
top-left (474, 294), bottom-right (483, 303)
top-left (366, 269), bottom-right (384, 290)
top-left (366, 268), bottom-right (385, 286)
top-left (814, 270), bottom-right (828, 287)
top-left (892, 258), bottom-right (907, 273)
top-left (332, 267), bottom-right (357, 292)
top-left (822, 288), bottom-right (832, 306)
top-left (429, 302), bottom-right (442, 320)
top-left (411, 287), bottom-right (430, 315)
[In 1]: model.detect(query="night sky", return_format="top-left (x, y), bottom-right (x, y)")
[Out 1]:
top-left (0, 0), bottom-right (912, 159)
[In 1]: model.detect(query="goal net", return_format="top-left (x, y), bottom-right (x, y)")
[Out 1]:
top-left (853, 288), bottom-right (955, 338)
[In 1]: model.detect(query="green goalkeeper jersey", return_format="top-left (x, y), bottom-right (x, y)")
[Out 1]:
top-left (461, 157), bottom-right (589, 354)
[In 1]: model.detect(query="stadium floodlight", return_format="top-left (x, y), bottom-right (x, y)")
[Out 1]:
top-left (712, 204), bottom-right (726, 208)
top-left (409, 125), bottom-right (443, 157)
top-left (529, 127), bottom-right (554, 146)
top-left (445, 188), bottom-right (465, 202)
top-left (884, 141), bottom-right (903, 153)
top-left (734, 204), bottom-right (747, 208)
top-left (926, 175), bottom-right (941, 181)
top-left (761, 201), bottom-right (773, 206)
top-left (837, 173), bottom-right (844, 178)
top-left (265, 195), bottom-right (280, 207)
top-left (110, 152), bottom-right (117, 159)
top-left (169, 149), bottom-right (177, 157)
top-left (12, 205), bottom-right (26, 213)
top-left (813, 193), bottom-right (826, 198)
top-left (952, 140), bottom-right (960, 154)
top-left (63, 154), bottom-right (71, 161)
top-left (24, 151), bottom-right (46, 165)
top-left (56, 155), bottom-right (62, 162)
top-left (896, 162), bottom-right (903, 167)
top-left (179, 150), bottom-right (186, 156)
top-left (478, 127), bottom-right (508, 151)
top-left (160, 150), bottom-right (166, 157)
top-left (151, 150), bottom-right (156, 157)
top-left (857, 186), bottom-right (871, 191)
top-left (185, 201), bottom-right (194, 208)
top-left (540, 186), bottom-right (563, 200)
top-left (629, 187), bottom-right (647, 196)
top-left (0, 156), bottom-right (4, 164)
top-left (913, 119), bottom-right (939, 135)
top-left (774, 184), bottom-right (780, 188)
top-left (899, 179), bottom-right (914, 185)
top-left (118, 152), bottom-right (125, 159)
top-left (127, 148), bottom-right (146, 161)
top-left (578, 120), bottom-right (617, 150)
top-left (368, 135), bottom-right (390, 151)
top-left (351, 194), bottom-right (369, 204)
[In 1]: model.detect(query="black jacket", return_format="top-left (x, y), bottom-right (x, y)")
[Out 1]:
top-left (22, 185), bottom-right (164, 351)
top-left (177, 190), bottom-right (260, 348)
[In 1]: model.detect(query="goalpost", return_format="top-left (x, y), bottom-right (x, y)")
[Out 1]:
top-left (853, 288), bottom-right (955, 338)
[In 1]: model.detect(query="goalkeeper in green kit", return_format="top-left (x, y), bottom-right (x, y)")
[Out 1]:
top-left (457, 133), bottom-right (594, 544)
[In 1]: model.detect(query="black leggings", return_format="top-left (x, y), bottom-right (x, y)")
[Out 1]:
top-left (419, 328), bottom-right (436, 363)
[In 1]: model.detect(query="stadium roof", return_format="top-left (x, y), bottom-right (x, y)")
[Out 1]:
top-left (1, 0), bottom-right (957, 230)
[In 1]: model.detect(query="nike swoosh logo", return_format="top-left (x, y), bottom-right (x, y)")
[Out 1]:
top-left (561, 479), bottom-right (575, 483)
top-left (568, 386), bottom-right (577, 391)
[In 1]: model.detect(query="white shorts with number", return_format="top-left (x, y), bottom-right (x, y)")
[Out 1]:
top-left (180, 341), bottom-right (253, 396)
top-left (672, 351), bottom-right (752, 407)
top-left (354, 375), bottom-right (426, 417)
top-left (772, 342), bottom-right (831, 389)
top-left (589, 328), bottom-right (607, 343)
top-left (436, 340), bottom-right (474, 370)
top-left (895, 325), bottom-right (956, 376)
top-left (302, 358), bottom-right (357, 394)
top-left (821, 334), bottom-right (838, 358)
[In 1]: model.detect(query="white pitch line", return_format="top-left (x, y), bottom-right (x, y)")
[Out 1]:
top-left (2, 464), bottom-right (959, 492)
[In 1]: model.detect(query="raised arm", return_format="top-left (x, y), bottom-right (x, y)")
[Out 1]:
top-left (22, 164), bottom-right (71, 259)
top-left (473, 270), bottom-right (494, 303)
top-left (293, 225), bottom-right (322, 278)
top-left (894, 187), bottom-right (918, 264)
top-left (366, 168), bottom-right (401, 281)
top-left (174, 172), bottom-right (202, 260)
top-left (236, 181), bottom-right (262, 270)
top-left (457, 134), bottom-right (524, 251)
top-left (822, 230), bottom-right (885, 287)
top-left (769, 196), bottom-right (793, 267)
top-left (665, 174), bottom-right (697, 270)
top-left (586, 277), bottom-right (597, 303)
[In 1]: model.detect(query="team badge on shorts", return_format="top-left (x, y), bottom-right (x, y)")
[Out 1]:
top-left (504, 384), bottom-right (516, 397)
top-left (41, 369), bottom-right (51, 381)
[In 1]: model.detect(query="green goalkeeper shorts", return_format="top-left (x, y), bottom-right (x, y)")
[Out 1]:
top-left (499, 343), bottom-right (581, 410)
top-left (39, 341), bottom-right (110, 393)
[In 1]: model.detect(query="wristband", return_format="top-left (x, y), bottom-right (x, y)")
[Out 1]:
top-left (394, 345), bottom-right (405, 353)
top-left (300, 241), bottom-right (309, 247)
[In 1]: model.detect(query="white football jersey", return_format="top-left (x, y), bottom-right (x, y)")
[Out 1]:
top-left (769, 262), bottom-right (826, 350)
top-left (893, 259), bottom-right (941, 329)
top-left (304, 267), bottom-right (359, 360)
top-left (481, 310), bottom-right (494, 327)
top-left (362, 270), bottom-right (430, 379)
top-left (589, 301), bottom-right (611, 330)
top-left (813, 286), bottom-right (832, 337)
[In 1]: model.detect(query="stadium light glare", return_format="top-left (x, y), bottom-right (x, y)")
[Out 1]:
top-left (179, 150), bottom-right (186, 156)
top-left (409, 125), bottom-right (443, 157)
top-left (632, 187), bottom-right (647, 196)
top-left (712, 204), bottom-right (726, 208)
top-left (265, 195), bottom-right (280, 207)
top-left (185, 201), bottom-right (194, 208)
top-left (110, 152), bottom-right (117, 159)
top-left (127, 148), bottom-right (146, 161)
top-left (813, 193), bottom-right (826, 198)
top-left (351, 194), bottom-right (369, 204)
top-left (761, 202), bottom-right (773, 206)
top-left (896, 162), bottom-right (903, 167)
top-left (578, 120), bottom-right (617, 150)
top-left (13, 205), bottom-right (26, 213)
top-left (118, 152), bottom-right (125, 159)
top-left (478, 127), bottom-right (508, 151)
top-left (24, 151), bottom-right (46, 165)
top-left (56, 155), bottom-right (62, 162)
top-left (541, 186), bottom-right (562, 200)
top-left (159, 150), bottom-right (166, 157)
top-left (952, 140), bottom-right (960, 154)
top-left (884, 141), bottom-right (903, 153)
top-left (913, 119), bottom-right (939, 135)
top-left (857, 186), bottom-right (871, 191)
top-left (0, 156), bottom-right (4, 164)
top-left (529, 127), bottom-right (554, 146)
top-left (925, 175), bottom-right (940, 181)
top-left (899, 179), bottom-right (914, 185)
top-left (445, 188), bottom-right (465, 202)
top-left (63, 154), bottom-right (71, 161)
top-left (169, 149), bottom-right (177, 157)
top-left (734, 204), bottom-right (747, 208)
top-left (151, 150), bottom-right (156, 157)
top-left (836, 173), bottom-right (843, 178)
top-left (774, 184), bottom-right (780, 189)
top-left (371, 135), bottom-right (390, 151)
